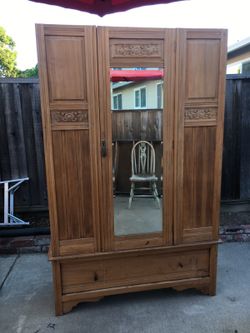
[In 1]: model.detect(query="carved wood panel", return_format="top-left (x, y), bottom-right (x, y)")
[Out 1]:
top-left (110, 38), bottom-right (164, 67)
top-left (36, 25), bottom-right (101, 257)
top-left (175, 29), bottom-right (227, 244)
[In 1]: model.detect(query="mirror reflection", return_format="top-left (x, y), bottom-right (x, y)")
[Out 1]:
top-left (111, 68), bottom-right (163, 236)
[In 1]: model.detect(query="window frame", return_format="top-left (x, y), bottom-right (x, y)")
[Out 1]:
top-left (113, 93), bottom-right (122, 110)
top-left (134, 86), bottom-right (147, 109)
top-left (156, 82), bottom-right (163, 109)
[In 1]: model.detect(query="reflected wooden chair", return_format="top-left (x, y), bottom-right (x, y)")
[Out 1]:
top-left (128, 140), bottom-right (160, 209)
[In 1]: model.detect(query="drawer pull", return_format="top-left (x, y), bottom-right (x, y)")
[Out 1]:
top-left (94, 272), bottom-right (98, 281)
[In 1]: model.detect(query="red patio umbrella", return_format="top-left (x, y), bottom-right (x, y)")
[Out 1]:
top-left (29, 0), bottom-right (183, 16)
top-left (110, 69), bottom-right (163, 82)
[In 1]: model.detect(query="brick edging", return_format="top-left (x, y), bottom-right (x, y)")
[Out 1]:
top-left (219, 224), bottom-right (250, 242)
top-left (0, 235), bottom-right (50, 254)
top-left (1, 225), bottom-right (250, 254)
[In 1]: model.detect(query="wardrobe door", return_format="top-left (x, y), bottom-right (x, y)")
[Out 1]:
top-left (174, 29), bottom-right (227, 244)
top-left (36, 25), bottom-right (101, 256)
top-left (97, 27), bottom-right (175, 251)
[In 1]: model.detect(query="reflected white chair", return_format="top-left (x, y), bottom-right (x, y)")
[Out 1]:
top-left (112, 141), bottom-right (119, 195)
top-left (128, 140), bottom-right (160, 209)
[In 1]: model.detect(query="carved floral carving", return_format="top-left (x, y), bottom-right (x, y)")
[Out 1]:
top-left (184, 108), bottom-right (217, 120)
top-left (51, 110), bottom-right (88, 123)
top-left (113, 44), bottom-right (161, 57)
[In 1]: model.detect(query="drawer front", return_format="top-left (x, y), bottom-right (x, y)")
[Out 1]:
top-left (61, 249), bottom-right (209, 294)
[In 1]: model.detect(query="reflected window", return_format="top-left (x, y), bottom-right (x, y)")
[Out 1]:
top-left (113, 93), bottom-right (122, 110)
top-left (157, 83), bottom-right (163, 109)
top-left (135, 87), bottom-right (146, 108)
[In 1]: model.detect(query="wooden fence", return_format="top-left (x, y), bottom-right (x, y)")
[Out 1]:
top-left (0, 75), bottom-right (250, 213)
top-left (0, 78), bottom-right (47, 212)
top-left (221, 75), bottom-right (250, 201)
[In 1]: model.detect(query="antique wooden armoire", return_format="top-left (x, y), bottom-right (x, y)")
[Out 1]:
top-left (36, 25), bottom-right (227, 315)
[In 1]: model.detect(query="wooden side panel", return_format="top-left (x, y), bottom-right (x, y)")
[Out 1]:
top-left (36, 25), bottom-right (101, 256)
top-left (175, 29), bottom-right (227, 244)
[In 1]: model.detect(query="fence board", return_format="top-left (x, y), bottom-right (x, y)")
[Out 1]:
top-left (1, 75), bottom-right (250, 215)
top-left (112, 109), bottom-right (162, 141)
top-left (221, 75), bottom-right (250, 201)
top-left (0, 78), bottom-right (47, 212)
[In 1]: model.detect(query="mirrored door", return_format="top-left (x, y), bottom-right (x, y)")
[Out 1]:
top-left (98, 27), bottom-right (175, 251)
top-left (111, 68), bottom-right (163, 236)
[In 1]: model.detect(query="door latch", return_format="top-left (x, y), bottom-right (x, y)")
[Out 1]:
top-left (101, 140), bottom-right (107, 157)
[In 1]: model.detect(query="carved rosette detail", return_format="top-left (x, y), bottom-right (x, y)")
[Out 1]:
top-left (51, 110), bottom-right (88, 123)
top-left (184, 108), bottom-right (217, 120)
top-left (113, 44), bottom-right (161, 57)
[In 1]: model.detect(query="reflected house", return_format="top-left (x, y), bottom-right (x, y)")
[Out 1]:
top-left (227, 37), bottom-right (250, 74)
top-left (111, 69), bottom-right (163, 110)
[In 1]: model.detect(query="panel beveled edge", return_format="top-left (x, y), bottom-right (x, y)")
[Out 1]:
top-left (35, 24), bottom-right (60, 256)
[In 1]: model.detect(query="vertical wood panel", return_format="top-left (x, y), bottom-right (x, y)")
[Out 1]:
top-left (52, 130), bottom-right (93, 240)
top-left (175, 29), bottom-right (227, 244)
top-left (183, 127), bottom-right (216, 231)
top-left (36, 24), bottom-right (101, 256)
top-left (182, 127), bottom-right (194, 229)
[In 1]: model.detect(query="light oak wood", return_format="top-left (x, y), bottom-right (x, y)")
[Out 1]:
top-left (174, 29), bottom-right (227, 244)
top-left (36, 25), bottom-right (227, 315)
top-left (97, 26), bottom-right (175, 251)
top-left (36, 25), bottom-right (101, 258)
top-left (61, 249), bottom-right (209, 294)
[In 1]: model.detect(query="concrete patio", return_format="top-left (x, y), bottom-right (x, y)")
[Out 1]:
top-left (0, 243), bottom-right (250, 333)
top-left (114, 196), bottom-right (162, 235)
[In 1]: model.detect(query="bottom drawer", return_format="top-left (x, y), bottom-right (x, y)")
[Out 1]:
top-left (61, 249), bottom-right (209, 294)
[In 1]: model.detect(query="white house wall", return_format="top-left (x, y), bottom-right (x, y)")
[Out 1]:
top-left (112, 79), bottom-right (163, 109)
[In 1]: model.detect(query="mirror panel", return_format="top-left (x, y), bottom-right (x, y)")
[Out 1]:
top-left (110, 68), bottom-right (164, 236)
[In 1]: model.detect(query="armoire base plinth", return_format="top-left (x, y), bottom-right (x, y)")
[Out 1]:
top-left (51, 243), bottom-right (218, 315)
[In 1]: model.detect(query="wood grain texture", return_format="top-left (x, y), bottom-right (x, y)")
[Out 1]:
top-left (182, 127), bottom-right (216, 231)
top-left (61, 249), bottom-right (209, 294)
top-left (36, 24), bottom-right (60, 256)
top-left (212, 30), bottom-right (228, 240)
top-left (185, 39), bottom-right (220, 102)
top-left (37, 26), bottom-right (227, 315)
top-left (46, 35), bottom-right (87, 102)
top-left (98, 27), bottom-right (175, 251)
top-left (52, 245), bottom-right (213, 313)
top-left (52, 130), bottom-right (93, 240)
top-left (36, 24), bottom-right (101, 256)
top-left (112, 109), bottom-right (162, 141)
top-left (52, 261), bottom-right (63, 316)
top-left (97, 27), bottom-right (114, 252)
top-left (174, 29), bottom-right (227, 244)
